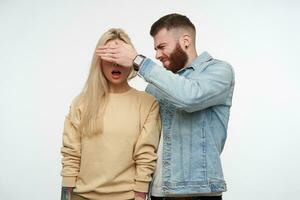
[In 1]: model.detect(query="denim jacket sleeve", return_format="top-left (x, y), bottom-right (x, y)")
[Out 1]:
top-left (139, 58), bottom-right (234, 113)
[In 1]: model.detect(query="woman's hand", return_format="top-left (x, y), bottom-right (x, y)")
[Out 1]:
top-left (96, 42), bottom-right (138, 68)
top-left (61, 187), bottom-right (73, 200)
top-left (134, 192), bottom-right (147, 200)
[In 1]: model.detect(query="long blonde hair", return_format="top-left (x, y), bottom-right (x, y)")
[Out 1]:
top-left (74, 28), bottom-right (136, 137)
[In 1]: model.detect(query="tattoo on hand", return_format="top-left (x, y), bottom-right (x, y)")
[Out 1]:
top-left (61, 187), bottom-right (73, 200)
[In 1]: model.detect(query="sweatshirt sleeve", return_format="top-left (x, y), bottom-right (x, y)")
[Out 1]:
top-left (60, 104), bottom-right (82, 187)
top-left (133, 98), bottom-right (161, 193)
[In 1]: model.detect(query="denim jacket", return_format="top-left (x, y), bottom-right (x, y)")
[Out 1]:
top-left (138, 52), bottom-right (235, 195)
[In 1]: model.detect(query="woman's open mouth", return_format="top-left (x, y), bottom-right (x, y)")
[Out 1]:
top-left (111, 70), bottom-right (122, 79)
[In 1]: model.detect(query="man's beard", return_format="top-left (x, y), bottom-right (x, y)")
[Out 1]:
top-left (164, 43), bottom-right (188, 73)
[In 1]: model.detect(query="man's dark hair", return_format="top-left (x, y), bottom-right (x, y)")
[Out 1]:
top-left (150, 13), bottom-right (196, 37)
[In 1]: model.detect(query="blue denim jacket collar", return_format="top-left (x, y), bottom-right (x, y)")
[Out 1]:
top-left (177, 51), bottom-right (213, 73)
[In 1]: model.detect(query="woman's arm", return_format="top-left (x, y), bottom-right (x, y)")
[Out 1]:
top-left (133, 99), bottom-right (161, 195)
top-left (61, 105), bottom-right (81, 191)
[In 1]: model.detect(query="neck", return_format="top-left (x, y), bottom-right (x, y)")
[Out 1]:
top-left (185, 49), bottom-right (198, 67)
top-left (108, 82), bottom-right (131, 93)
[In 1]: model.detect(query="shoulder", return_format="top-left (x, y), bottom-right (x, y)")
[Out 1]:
top-left (211, 59), bottom-right (235, 80)
top-left (133, 89), bottom-right (157, 104)
top-left (133, 89), bottom-right (160, 123)
top-left (206, 58), bottom-right (234, 73)
top-left (67, 94), bottom-right (84, 123)
top-left (131, 89), bottom-right (158, 113)
top-left (195, 58), bottom-right (234, 79)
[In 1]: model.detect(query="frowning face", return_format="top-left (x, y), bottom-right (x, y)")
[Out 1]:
top-left (153, 28), bottom-right (188, 73)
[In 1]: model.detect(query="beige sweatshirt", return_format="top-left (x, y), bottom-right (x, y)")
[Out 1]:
top-left (61, 88), bottom-right (161, 200)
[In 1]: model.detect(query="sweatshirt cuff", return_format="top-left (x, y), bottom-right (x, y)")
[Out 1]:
top-left (62, 176), bottom-right (77, 187)
top-left (133, 181), bottom-right (150, 193)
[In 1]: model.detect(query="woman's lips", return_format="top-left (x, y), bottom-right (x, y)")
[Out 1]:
top-left (111, 70), bottom-right (122, 79)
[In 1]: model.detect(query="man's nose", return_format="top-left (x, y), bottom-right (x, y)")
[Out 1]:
top-left (155, 50), bottom-right (162, 60)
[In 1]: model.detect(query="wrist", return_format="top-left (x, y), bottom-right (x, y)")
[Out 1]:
top-left (135, 191), bottom-right (146, 198)
top-left (61, 187), bottom-right (73, 200)
top-left (132, 53), bottom-right (138, 61)
top-left (133, 54), bottom-right (146, 71)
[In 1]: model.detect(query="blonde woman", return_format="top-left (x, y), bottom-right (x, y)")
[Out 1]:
top-left (60, 28), bottom-right (161, 200)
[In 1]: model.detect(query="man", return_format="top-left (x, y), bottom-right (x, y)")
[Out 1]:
top-left (97, 13), bottom-right (235, 200)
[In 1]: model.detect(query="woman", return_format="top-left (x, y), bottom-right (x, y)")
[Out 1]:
top-left (60, 28), bottom-right (161, 200)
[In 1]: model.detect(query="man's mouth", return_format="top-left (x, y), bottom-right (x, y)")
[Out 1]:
top-left (161, 58), bottom-right (169, 66)
top-left (161, 58), bottom-right (167, 63)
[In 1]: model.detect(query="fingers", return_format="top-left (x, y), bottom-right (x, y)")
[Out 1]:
top-left (95, 44), bottom-right (132, 68)
top-left (96, 47), bottom-right (116, 53)
top-left (95, 49), bottom-right (115, 55)
top-left (99, 55), bottom-right (116, 63)
top-left (95, 45), bottom-right (120, 60)
top-left (97, 45), bottom-right (119, 52)
top-left (95, 51), bottom-right (116, 61)
top-left (95, 51), bottom-right (116, 58)
top-left (96, 46), bottom-right (118, 64)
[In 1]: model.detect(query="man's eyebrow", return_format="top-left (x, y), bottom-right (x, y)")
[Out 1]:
top-left (155, 43), bottom-right (167, 50)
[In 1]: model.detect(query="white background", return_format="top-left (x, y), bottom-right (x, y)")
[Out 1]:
top-left (1, 0), bottom-right (300, 199)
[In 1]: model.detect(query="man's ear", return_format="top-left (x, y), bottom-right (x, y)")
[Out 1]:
top-left (181, 34), bottom-right (192, 49)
